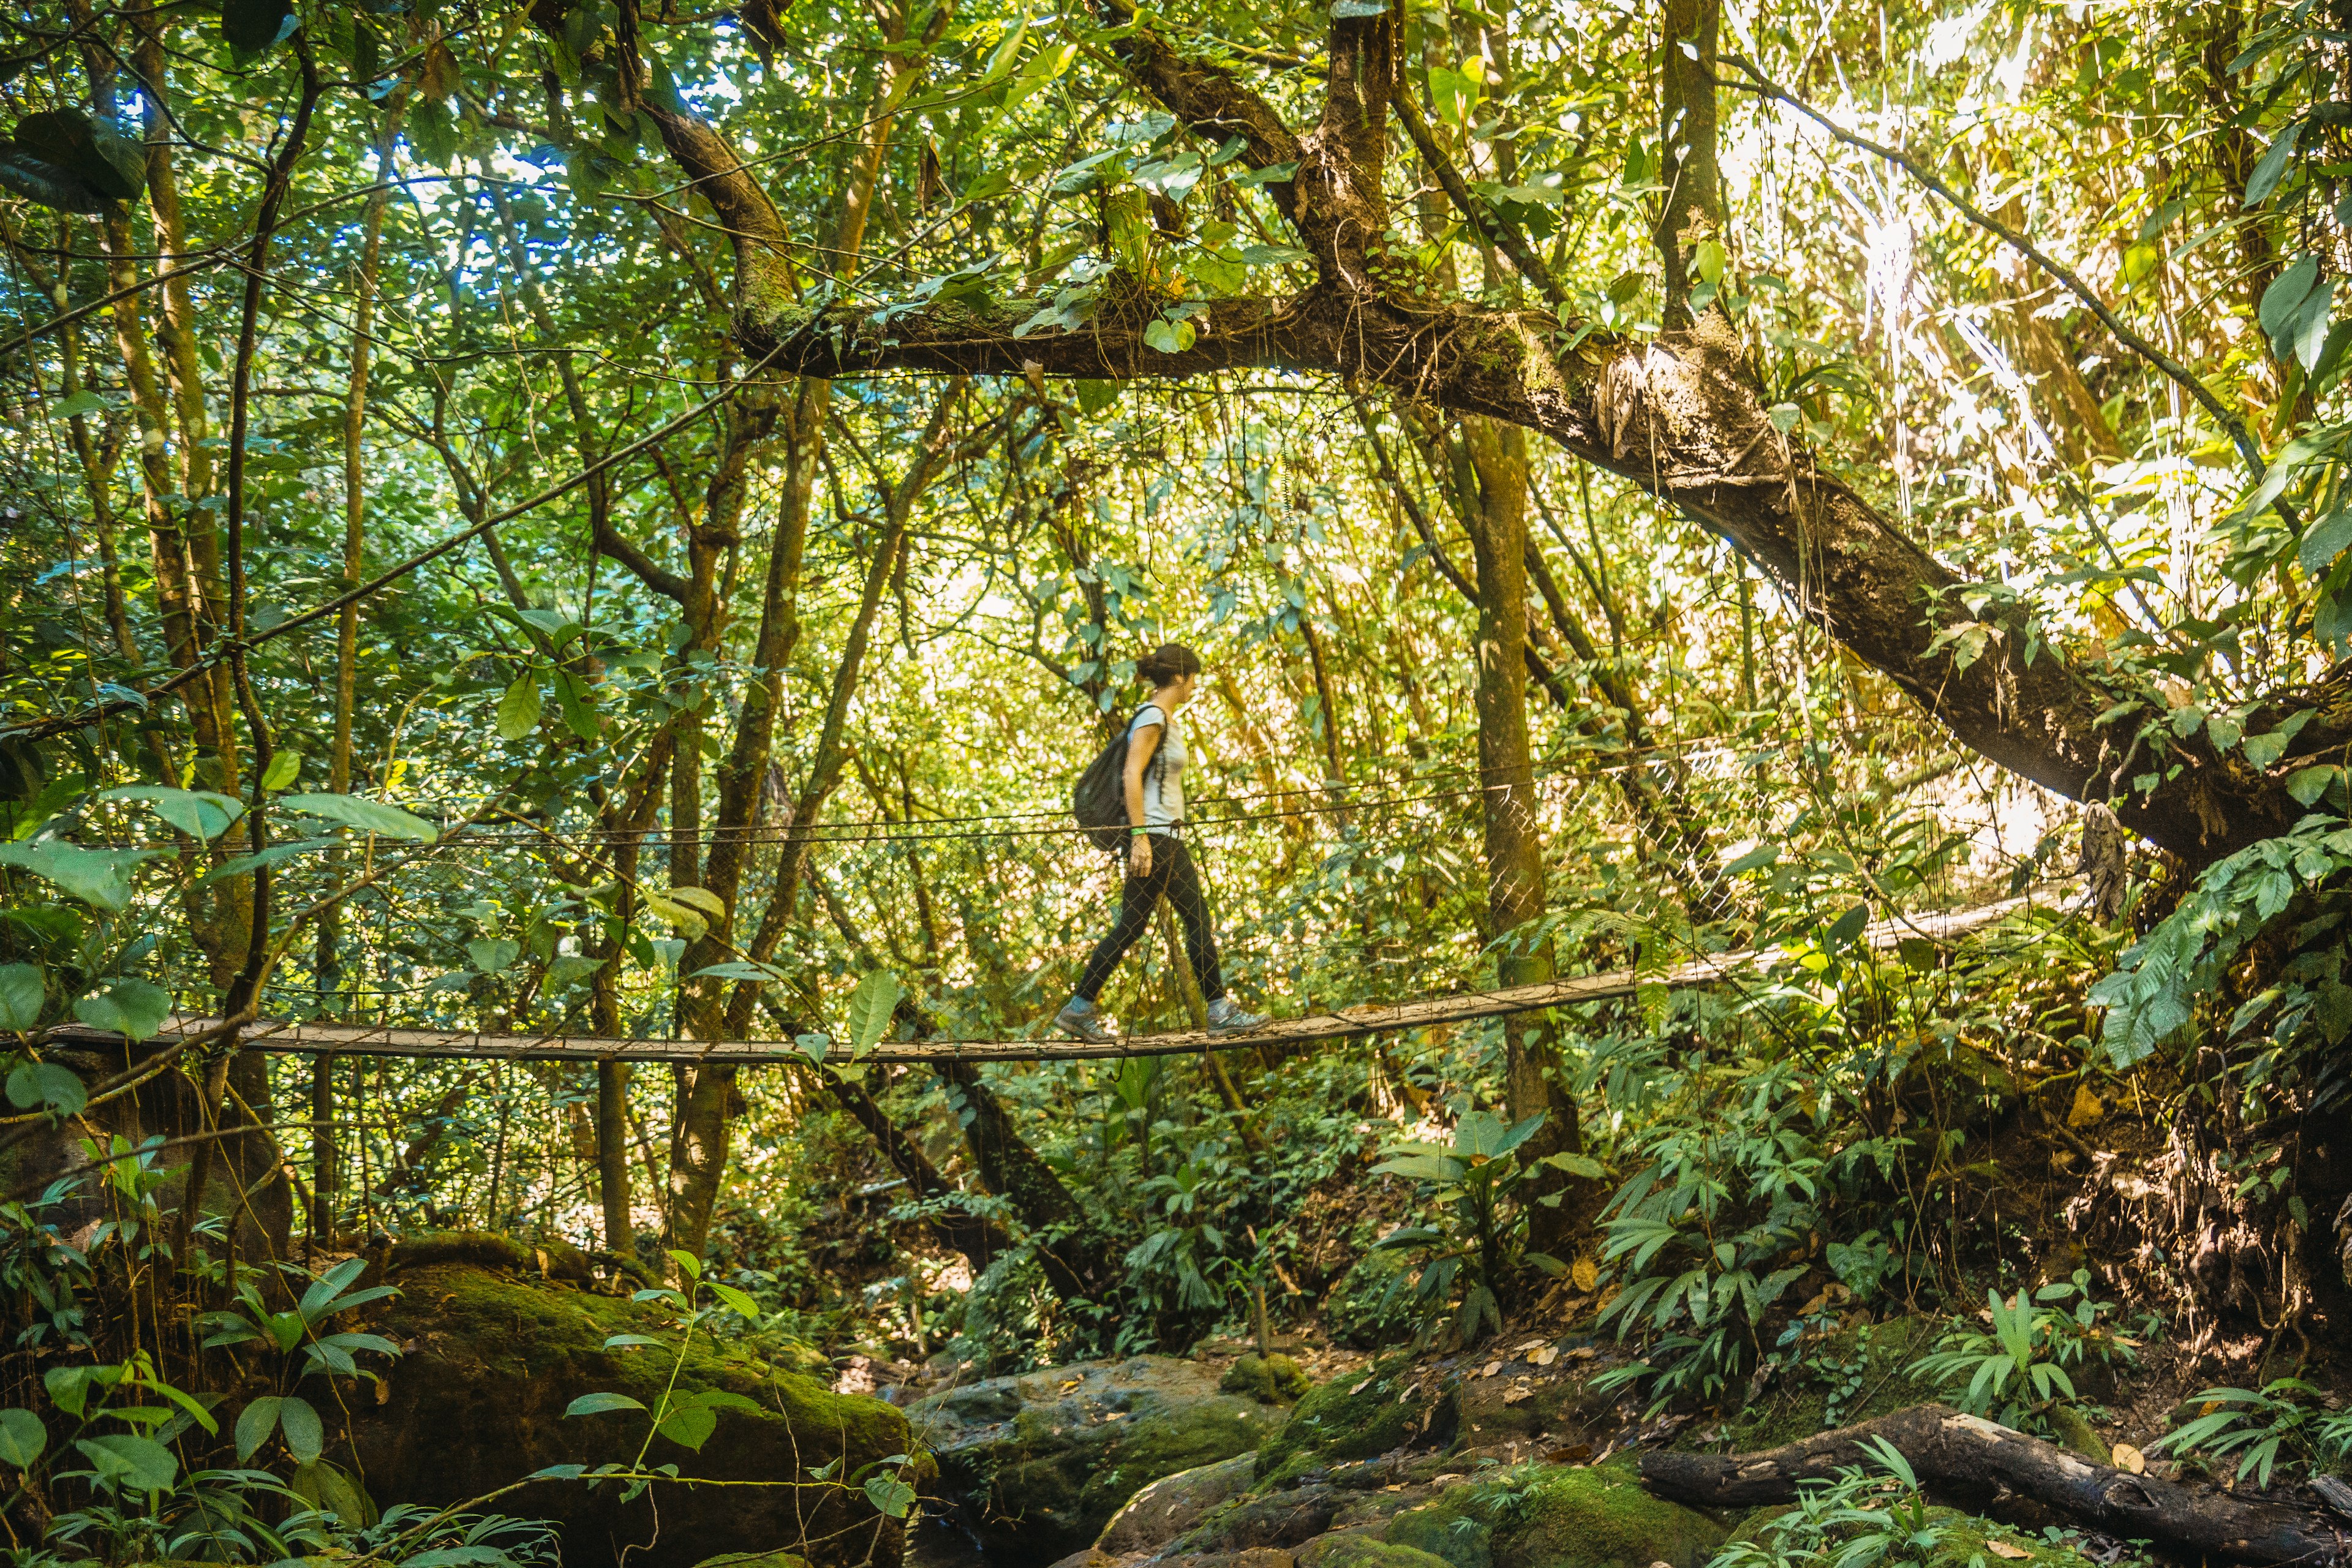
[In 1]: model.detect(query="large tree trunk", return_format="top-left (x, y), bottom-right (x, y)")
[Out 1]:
top-left (1640, 1404), bottom-right (2351, 1567)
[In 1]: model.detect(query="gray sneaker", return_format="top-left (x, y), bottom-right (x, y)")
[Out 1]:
top-left (1055, 997), bottom-right (1116, 1044)
top-left (1206, 996), bottom-right (1268, 1034)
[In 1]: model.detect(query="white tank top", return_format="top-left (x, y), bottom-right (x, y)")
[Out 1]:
top-left (1129, 703), bottom-right (1185, 832)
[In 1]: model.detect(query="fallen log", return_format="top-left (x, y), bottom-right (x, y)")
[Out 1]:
top-left (1637, 1404), bottom-right (2349, 1566)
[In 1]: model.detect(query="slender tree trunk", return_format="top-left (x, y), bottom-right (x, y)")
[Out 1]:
top-left (1457, 415), bottom-right (1582, 1253)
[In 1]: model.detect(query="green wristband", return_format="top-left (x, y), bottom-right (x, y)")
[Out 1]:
top-left (1131, 827), bottom-right (1150, 837)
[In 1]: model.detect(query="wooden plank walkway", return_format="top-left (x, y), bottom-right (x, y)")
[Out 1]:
top-left (80, 890), bottom-right (2067, 1067)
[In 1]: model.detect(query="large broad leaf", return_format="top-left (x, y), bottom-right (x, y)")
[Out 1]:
top-left (221, 0), bottom-right (298, 53)
top-left (72, 978), bottom-right (172, 1041)
top-left (290, 1458), bottom-right (374, 1528)
top-left (235, 1395), bottom-right (284, 1461)
top-left (100, 786), bottom-right (245, 842)
top-left (75, 1433), bottom-right (177, 1493)
top-left (277, 1395), bottom-right (323, 1464)
top-left (0, 1407), bottom-right (45, 1467)
top-left (10, 109), bottom-right (145, 203)
top-left (466, 938), bottom-right (519, 974)
top-left (565, 1392), bottom-right (646, 1417)
top-left (0, 147), bottom-right (110, 213)
top-left (864, 1474), bottom-right (916, 1518)
top-left (655, 1398), bottom-right (718, 1452)
top-left (7, 1060), bottom-right (87, 1115)
top-left (0, 839), bottom-right (152, 910)
top-left (495, 676), bottom-right (543, 741)
top-left (845, 969), bottom-right (903, 1052)
top-left (279, 793), bottom-right (439, 843)
top-left (1369, 1152), bottom-right (1464, 1183)
top-left (0, 962), bottom-right (43, 1031)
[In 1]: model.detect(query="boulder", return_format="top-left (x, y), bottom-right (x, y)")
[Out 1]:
top-left (1380, 1463), bottom-right (1724, 1568)
top-left (1219, 1355), bottom-right (1311, 1403)
top-left (1254, 1365), bottom-right (1453, 1487)
top-left (1297, 1537), bottom-right (1453, 1568)
top-left (910, 1356), bottom-right (1297, 1566)
top-left (1098, 1455), bottom-right (1256, 1555)
top-left (341, 1244), bottom-right (911, 1568)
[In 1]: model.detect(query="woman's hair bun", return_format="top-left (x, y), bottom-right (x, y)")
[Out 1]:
top-left (1137, 642), bottom-right (1203, 684)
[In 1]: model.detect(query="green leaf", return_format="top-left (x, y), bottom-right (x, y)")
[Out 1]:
top-left (2244, 729), bottom-right (2293, 770)
top-left (864, 1473), bottom-right (917, 1518)
top-left (706, 1281), bottom-right (763, 1322)
top-left (2247, 122), bottom-right (2304, 207)
top-left (2288, 765), bottom-right (2340, 806)
top-left (545, 954), bottom-right (606, 990)
top-left (279, 793), bottom-right (439, 843)
top-left (12, 110), bottom-right (145, 204)
top-left (1236, 244), bottom-right (1310, 265)
top-left (1330, 0), bottom-right (1389, 15)
top-left (0, 1408), bottom-right (45, 1468)
top-left (100, 785), bottom-right (245, 842)
top-left (2302, 511), bottom-right (2352, 578)
top-left (0, 839), bottom-right (151, 910)
top-left (262, 750), bottom-right (303, 791)
top-left (1074, 379), bottom-right (1125, 415)
top-left (72, 978), bottom-right (171, 1042)
top-left (1825, 902), bottom-right (1871, 948)
top-left (290, 1459), bottom-right (372, 1528)
top-left (845, 969), bottom-right (903, 1052)
top-left (565, 1392), bottom-right (647, 1417)
top-left (656, 1399), bottom-right (718, 1452)
top-left (467, 938), bottom-right (520, 974)
top-left (54, 388), bottom-right (107, 420)
top-left (554, 668), bottom-right (600, 740)
top-left (2260, 255), bottom-right (2319, 341)
top-left (76, 1433), bottom-right (177, 1493)
top-left (278, 1396), bottom-right (323, 1464)
top-left (0, 963), bottom-right (43, 1031)
top-left (496, 677), bottom-right (544, 741)
top-left (221, 0), bottom-right (298, 53)
top-left (4, 1061), bottom-right (83, 1114)
top-left (235, 1395), bottom-right (283, 1461)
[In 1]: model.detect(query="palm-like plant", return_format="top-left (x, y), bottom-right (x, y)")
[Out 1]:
top-left (1368, 1109), bottom-right (1568, 1348)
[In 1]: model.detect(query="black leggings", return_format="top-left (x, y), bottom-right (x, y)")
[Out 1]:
top-left (1076, 832), bottom-right (1226, 1004)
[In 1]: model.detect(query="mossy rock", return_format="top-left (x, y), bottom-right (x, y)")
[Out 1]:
top-left (1256, 1363), bottom-right (1454, 1487)
top-left (1223, 1353), bottom-right (1313, 1403)
top-left (1098, 1453), bottom-right (1258, 1554)
top-left (910, 1355), bottom-right (1292, 1566)
top-left (1298, 1537), bottom-right (1455, 1568)
top-left (1324, 1251), bottom-right (1419, 1350)
top-left (1381, 1461), bottom-right (1724, 1568)
top-left (343, 1259), bottom-right (910, 1568)
top-left (1716, 1316), bottom-right (1940, 1452)
top-left (1915, 1509), bottom-right (2102, 1568)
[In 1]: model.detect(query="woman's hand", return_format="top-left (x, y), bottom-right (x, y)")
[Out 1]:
top-left (1128, 834), bottom-right (1153, 878)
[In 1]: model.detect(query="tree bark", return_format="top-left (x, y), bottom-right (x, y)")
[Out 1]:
top-left (1656, 0), bottom-right (1723, 328)
top-left (1455, 416), bottom-right (1582, 1251)
top-left (1638, 1404), bottom-right (2352, 1567)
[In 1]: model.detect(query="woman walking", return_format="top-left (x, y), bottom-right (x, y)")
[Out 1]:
top-left (1055, 644), bottom-right (1269, 1043)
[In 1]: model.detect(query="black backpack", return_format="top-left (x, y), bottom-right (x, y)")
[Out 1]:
top-left (1072, 707), bottom-right (1155, 853)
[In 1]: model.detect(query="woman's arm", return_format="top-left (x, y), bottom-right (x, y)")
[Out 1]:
top-left (1123, 722), bottom-right (1163, 824)
top-left (1123, 720), bottom-right (1163, 875)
